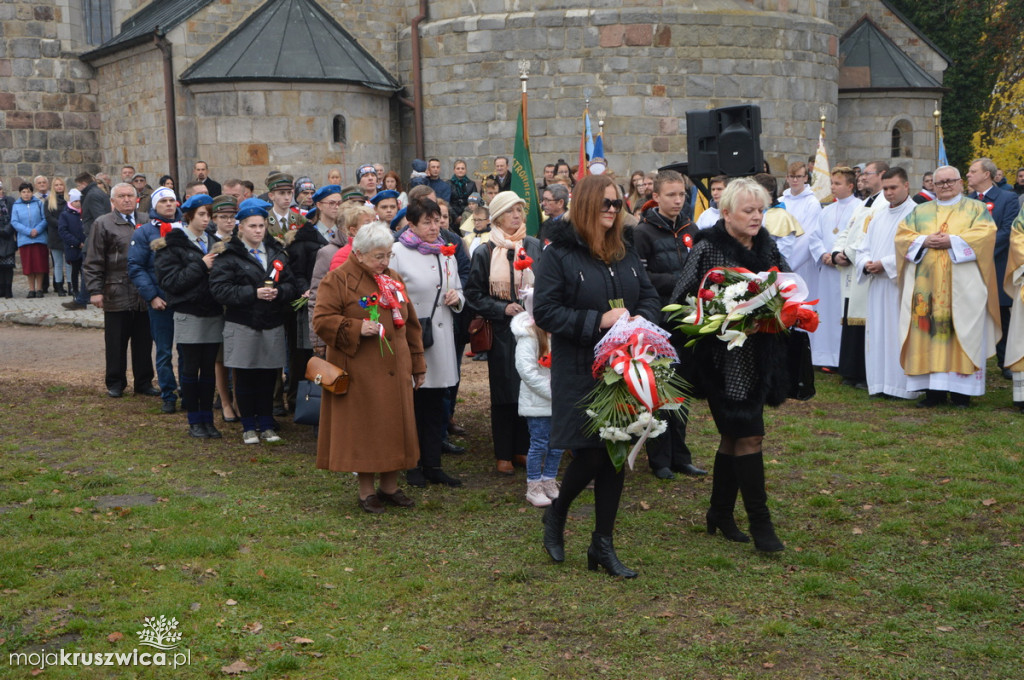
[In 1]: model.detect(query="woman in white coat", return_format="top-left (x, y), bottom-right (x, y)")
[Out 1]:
top-left (391, 198), bottom-right (465, 488)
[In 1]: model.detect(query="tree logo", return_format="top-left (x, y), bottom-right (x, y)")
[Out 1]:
top-left (136, 615), bottom-right (183, 650)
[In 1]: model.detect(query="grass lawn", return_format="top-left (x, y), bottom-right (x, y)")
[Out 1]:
top-left (1, 362), bottom-right (1022, 679)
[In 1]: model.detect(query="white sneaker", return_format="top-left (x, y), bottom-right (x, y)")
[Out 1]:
top-left (260, 430), bottom-right (282, 443)
top-left (242, 430), bottom-right (259, 445)
top-left (541, 478), bottom-right (560, 500)
top-left (526, 481), bottom-right (552, 508)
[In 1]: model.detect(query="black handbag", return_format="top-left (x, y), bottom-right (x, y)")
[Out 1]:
top-left (418, 254), bottom-right (444, 350)
top-left (293, 380), bottom-right (321, 425)
top-left (787, 330), bottom-right (816, 401)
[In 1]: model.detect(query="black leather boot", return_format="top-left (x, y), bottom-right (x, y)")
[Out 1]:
top-left (735, 452), bottom-right (784, 552)
top-left (55, 282), bottom-right (67, 297)
top-left (542, 504), bottom-right (567, 563)
top-left (706, 453), bottom-right (750, 542)
top-left (587, 532), bottom-right (637, 578)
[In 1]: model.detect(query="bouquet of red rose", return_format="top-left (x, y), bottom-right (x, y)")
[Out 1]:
top-left (581, 313), bottom-right (690, 471)
top-left (664, 266), bottom-right (819, 350)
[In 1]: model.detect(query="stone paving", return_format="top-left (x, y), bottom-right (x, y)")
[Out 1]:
top-left (0, 272), bottom-right (104, 328)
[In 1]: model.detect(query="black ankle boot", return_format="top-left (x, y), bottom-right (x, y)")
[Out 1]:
top-left (55, 282), bottom-right (67, 297)
top-left (422, 466), bottom-right (463, 487)
top-left (542, 505), bottom-right (567, 562)
top-left (706, 453), bottom-right (750, 543)
top-left (734, 452), bottom-right (784, 552)
top-left (587, 532), bottom-right (637, 578)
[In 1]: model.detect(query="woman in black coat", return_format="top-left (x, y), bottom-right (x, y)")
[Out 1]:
top-left (153, 194), bottom-right (226, 439)
top-left (465, 191), bottom-right (543, 474)
top-left (673, 177), bottom-right (790, 553)
top-left (44, 178), bottom-right (68, 296)
top-left (533, 175), bottom-right (661, 578)
top-left (209, 199), bottom-right (298, 445)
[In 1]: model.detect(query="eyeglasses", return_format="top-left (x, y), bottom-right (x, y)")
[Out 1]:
top-left (933, 178), bottom-right (960, 188)
top-left (788, 174), bottom-right (807, 179)
top-left (320, 200), bottom-right (343, 207)
top-left (601, 198), bottom-right (623, 212)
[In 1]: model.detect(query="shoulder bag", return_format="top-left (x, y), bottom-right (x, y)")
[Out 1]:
top-left (305, 355), bottom-right (349, 395)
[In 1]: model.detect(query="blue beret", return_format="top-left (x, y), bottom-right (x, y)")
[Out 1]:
top-left (236, 197), bottom-right (272, 221)
top-left (389, 207), bottom-right (407, 231)
top-left (180, 194), bottom-right (213, 212)
top-left (370, 190), bottom-right (400, 205)
top-left (313, 185), bottom-right (342, 204)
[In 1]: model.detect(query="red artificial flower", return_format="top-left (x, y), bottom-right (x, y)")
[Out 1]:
top-left (707, 271), bottom-right (725, 284)
top-left (683, 234), bottom-right (693, 249)
top-left (698, 288), bottom-right (715, 301)
top-left (537, 353), bottom-right (551, 368)
top-left (747, 280), bottom-right (761, 294)
top-left (795, 306), bottom-right (819, 333)
top-left (440, 244), bottom-right (457, 257)
top-left (514, 247), bottom-right (533, 271)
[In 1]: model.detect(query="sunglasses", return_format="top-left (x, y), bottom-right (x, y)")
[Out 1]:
top-left (601, 198), bottom-right (623, 211)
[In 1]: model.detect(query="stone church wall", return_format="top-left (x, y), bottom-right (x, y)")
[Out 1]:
top-left (405, 5), bottom-right (839, 179)
top-left (836, 91), bottom-right (938, 182)
top-left (0, 1), bottom-right (101, 179)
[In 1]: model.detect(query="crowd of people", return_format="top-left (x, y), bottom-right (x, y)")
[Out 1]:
top-left (3, 151), bottom-right (1023, 579)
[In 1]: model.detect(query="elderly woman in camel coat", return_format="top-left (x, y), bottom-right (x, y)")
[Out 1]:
top-left (313, 222), bottom-right (426, 513)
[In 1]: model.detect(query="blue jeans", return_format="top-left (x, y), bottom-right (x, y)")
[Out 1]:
top-left (50, 248), bottom-right (67, 283)
top-left (149, 306), bottom-right (178, 402)
top-left (526, 417), bottom-right (563, 482)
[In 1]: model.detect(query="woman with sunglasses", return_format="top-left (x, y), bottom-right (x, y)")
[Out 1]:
top-left (532, 175), bottom-right (660, 578)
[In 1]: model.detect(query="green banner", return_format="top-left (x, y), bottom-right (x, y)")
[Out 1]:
top-left (511, 105), bottom-right (543, 237)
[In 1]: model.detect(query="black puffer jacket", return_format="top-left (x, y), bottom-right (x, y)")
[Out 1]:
top-left (672, 222), bottom-right (791, 418)
top-left (284, 222), bottom-right (329, 293)
top-left (465, 235), bottom-right (543, 405)
top-left (632, 206), bottom-right (699, 304)
top-left (208, 236), bottom-right (298, 330)
top-left (533, 218), bottom-right (661, 450)
top-left (152, 229), bottom-right (224, 317)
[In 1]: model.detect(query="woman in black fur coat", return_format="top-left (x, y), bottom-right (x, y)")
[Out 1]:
top-left (673, 177), bottom-right (790, 552)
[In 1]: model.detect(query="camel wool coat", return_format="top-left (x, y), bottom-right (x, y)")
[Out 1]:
top-left (312, 255), bottom-right (426, 473)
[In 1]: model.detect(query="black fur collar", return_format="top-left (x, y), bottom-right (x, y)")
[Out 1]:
top-left (695, 223), bottom-right (779, 271)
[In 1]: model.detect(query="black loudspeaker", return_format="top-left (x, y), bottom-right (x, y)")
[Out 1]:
top-left (716, 105), bottom-right (762, 176)
top-left (685, 105), bottom-right (763, 178)
top-left (685, 109), bottom-right (719, 177)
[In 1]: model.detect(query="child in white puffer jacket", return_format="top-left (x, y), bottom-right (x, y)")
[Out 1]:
top-left (512, 302), bottom-right (564, 507)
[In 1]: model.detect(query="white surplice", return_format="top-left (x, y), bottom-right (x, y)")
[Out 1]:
top-left (855, 196), bottom-right (920, 398)
top-left (808, 194), bottom-right (861, 366)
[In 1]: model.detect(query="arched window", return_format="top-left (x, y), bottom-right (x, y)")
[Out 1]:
top-left (332, 115), bottom-right (346, 145)
top-left (891, 120), bottom-right (912, 158)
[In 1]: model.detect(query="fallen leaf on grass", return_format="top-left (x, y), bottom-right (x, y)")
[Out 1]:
top-left (819, 489), bottom-right (832, 495)
top-left (861, 504), bottom-right (873, 510)
top-left (72, 507), bottom-right (83, 514)
top-left (936, 626), bottom-right (955, 633)
top-left (213, 469), bottom-right (231, 478)
top-left (153, 565), bottom-right (165, 571)
top-left (190, 602), bottom-right (201, 611)
top-left (939, 478), bottom-right (951, 484)
top-left (763, 662), bottom-right (775, 668)
top-left (981, 498), bottom-right (997, 507)
top-left (221, 659), bottom-right (253, 675)
top-left (267, 642), bottom-right (283, 651)
top-left (852, 528), bottom-right (863, 535)
top-left (30, 669), bottom-right (44, 676)
top-left (292, 637), bottom-right (314, 645)
top-left (107, 632), bottom-right (123, 642)
top-left (225, 599), bottom-right (238, 606)
top-left (639, 501), bottom-right (651, 511)
top-left (241, 621), bottom-right (263, 635)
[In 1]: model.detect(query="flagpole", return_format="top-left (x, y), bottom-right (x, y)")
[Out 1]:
top-left (520, 60), bottom-right (529, 135)
top-left (933, 104), bottom-right (941, 167)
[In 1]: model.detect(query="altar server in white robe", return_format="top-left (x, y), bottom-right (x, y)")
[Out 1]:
top-left (781, 161), bottom-right (822, 298)
top-left (855, 167), bottom-right (919, 399)
top-left (808, 167), bottom-right (860, 368)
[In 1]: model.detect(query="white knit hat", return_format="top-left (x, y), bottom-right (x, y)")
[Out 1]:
top-left (488, 191), bottom-right (526, 223)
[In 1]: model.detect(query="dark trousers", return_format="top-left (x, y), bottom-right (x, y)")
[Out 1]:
top-left (68, 260), bottom-right (83, 295)
top-left (413, 387), bottom-right (448, 468)
top-left (996, 305), bottom-right (1011, 367)
top-left (178, 343), bottom-right (218, 421)
top-left (103, 310), bottom-right (154, 392)
top-left (148, 307), bottom-right (177, 402)
top-left (838, 319), bottom-right (866, 382)
top-left (645, 411), bottom-right (692, 470)
top-left (553, 447), bottom-right (626, 535)
top-left (491, 403), bottom-right (529, 461)
top-left (234, 368), bottom-right (277, 431)
top-left (0, 266), bottom-right (13, 298)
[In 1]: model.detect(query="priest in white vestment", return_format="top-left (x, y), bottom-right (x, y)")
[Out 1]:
top-left (855, 167), bottom-right (919, 399)
top-left (808, 167), bottom-right (860, 368)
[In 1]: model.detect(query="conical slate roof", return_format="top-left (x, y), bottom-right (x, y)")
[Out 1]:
top-left (179, 0), bottom-right (401, 92)
top-left (838, 18), bottom-right (943, 90)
